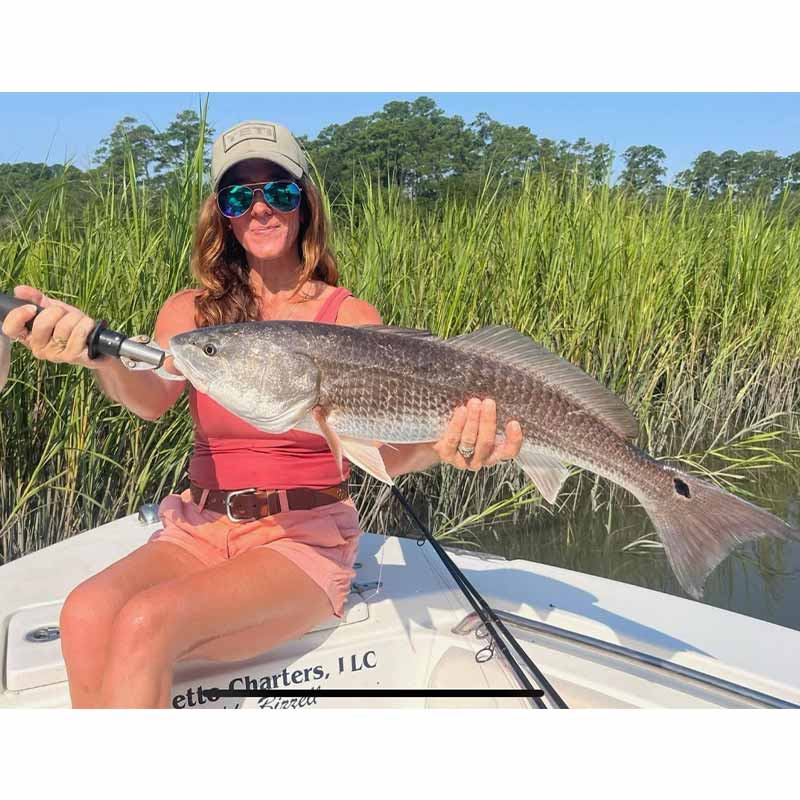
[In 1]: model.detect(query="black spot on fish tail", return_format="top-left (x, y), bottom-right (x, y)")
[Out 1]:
top-left (673, 478), bottom-right (691, 498)
top-left (638, 468), bottom-right (800, 599)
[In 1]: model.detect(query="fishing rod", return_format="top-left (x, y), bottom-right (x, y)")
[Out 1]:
top-left (0, 292), bottom-right (166, 370)
top-left (391, 486), bottom-right (568, 709)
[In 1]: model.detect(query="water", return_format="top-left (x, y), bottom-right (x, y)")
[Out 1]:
top-left (456, 466), bottom-right (800, 633)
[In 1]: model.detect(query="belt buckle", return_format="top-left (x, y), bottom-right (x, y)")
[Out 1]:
top-left (225, 488), bottom-right (258, 522)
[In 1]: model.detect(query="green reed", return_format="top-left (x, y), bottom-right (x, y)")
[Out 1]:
top-left (2, 155), bottom-right (800, 563)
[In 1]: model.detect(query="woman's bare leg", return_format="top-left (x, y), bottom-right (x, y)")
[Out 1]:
top-left (59, 540), bottom-right (207, 708)
top-left (99, 548), bottom-right (332, 708)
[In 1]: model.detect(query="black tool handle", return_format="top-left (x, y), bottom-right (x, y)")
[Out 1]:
top-left (0, 292), bottom-right (162, 367)
top-left (0, 293), bottom-right (123, 360)
top-left (0, 293), bottom-right (39, 330)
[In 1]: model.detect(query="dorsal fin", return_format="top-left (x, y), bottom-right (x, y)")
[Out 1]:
top-left (446, 326), bottom-right (638, 440)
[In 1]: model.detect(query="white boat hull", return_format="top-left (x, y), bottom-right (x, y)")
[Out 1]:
top-left (2, 510), bottom-right (799, 709)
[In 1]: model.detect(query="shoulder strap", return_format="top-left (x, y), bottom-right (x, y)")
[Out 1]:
top-left (314, 286), bottom-right (352, 323)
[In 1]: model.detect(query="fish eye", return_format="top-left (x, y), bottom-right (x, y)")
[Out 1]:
top-left (202, 343), bottom-right (217, 357)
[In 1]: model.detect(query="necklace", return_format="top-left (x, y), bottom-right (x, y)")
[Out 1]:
top-left (262, 287), bottom-right (313, 321)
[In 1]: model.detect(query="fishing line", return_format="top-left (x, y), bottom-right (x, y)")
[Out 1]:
top-left (363, 529), bottom-right (388, 602)
top-left (358, 483), bottom-right (392, 602)
top-left (391, 485), bottom-right (567, 709)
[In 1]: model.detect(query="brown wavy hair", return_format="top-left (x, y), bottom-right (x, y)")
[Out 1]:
top-left (189, 172), bottom-right (339, 327)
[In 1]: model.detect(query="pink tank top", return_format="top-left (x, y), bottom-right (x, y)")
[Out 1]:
top-left (188, 286), bottom-right (353, 490)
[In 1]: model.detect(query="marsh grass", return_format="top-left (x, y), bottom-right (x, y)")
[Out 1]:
top-left (2, 152), bottom-right (800, 564)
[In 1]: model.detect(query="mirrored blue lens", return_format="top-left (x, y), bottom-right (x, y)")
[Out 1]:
top-left (217, 182), bottom-right (302, 217)
top-left (263, 181), bottom-right (302, 212)
top-left (218, 185), bottom-right (254, 217)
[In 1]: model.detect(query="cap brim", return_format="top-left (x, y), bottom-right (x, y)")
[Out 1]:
top-left (213, 152), bottom-right (304, 190)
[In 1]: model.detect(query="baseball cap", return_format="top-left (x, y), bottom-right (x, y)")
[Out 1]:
top-left (210, 120), bottom-right (309, 190)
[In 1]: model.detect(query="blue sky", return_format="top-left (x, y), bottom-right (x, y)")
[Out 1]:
top-left (1, 93), bottom-right (798, 180)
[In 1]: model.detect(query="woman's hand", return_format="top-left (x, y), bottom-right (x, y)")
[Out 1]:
top-left (0, 285), bottom-right (107, 371)
top-left (434, 398), bottom-right (523, 471)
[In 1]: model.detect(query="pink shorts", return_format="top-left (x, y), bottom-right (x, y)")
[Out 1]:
top-left (148, 489), bottom-right (363, 618)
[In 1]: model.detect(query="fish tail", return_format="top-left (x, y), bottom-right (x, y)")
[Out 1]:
top-left (637, 467), bottom-right (800, 600)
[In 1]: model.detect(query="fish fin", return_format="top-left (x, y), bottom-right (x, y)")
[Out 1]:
top-left (0, 333), bottom-right (11, 391)
top-left (515, 444), bottom-right (570, 504)
top-left (357, 324), bottom-right (440, 340)
top-left (637, 467), bottom-right (800, 600)
top-left (310, 407), bottom-right (345, 480)
top-left (339, 436), bottom-right (394, 485)
top-left (447, 326), bottom-right (638, 441)
top-left (305, 408), bottom-right (393, 484)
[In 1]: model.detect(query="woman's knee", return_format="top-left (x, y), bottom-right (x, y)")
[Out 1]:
top-left (59, 579), bottom-right (119, 644)
top-left (59, 582), bottom-right (124, 691)
top-left (107, 589), bottom-right (179, 661)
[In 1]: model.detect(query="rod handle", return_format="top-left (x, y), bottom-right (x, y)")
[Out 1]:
top-left (0, 293), bottom-right (41, 330)
top-left (0, 292), bottom-right (163, 367)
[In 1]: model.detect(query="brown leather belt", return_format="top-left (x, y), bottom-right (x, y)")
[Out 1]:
top-left (190, 480), bottom-right (349, 522)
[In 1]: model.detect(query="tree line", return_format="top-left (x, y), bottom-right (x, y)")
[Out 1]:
top-left (2, 97), bottom-right (799, 214)
top-left (0, 110), bottom-right (215, 220)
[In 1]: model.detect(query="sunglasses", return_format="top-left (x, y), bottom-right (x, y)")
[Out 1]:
top-left (216, 181), bottom-right (302, 218)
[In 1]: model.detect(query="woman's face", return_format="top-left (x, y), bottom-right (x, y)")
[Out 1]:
top-left (219, 159), bottom-right (302, 263)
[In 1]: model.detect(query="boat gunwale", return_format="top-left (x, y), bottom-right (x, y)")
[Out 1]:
top-left (452, 609), bottom-right (799, 709)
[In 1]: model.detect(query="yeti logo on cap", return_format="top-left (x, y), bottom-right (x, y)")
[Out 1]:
top-left (222, 123), bottom-right (278, 152)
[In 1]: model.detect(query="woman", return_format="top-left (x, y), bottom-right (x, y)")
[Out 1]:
top-left (1, 120), bottom-right (523, 708)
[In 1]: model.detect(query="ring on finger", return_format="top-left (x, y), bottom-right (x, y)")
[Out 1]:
top-left (457, 443), bottom-right (476, 459)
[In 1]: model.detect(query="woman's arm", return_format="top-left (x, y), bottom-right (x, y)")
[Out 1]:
top-left (337, 298), bottom-right (523, 476)
top-left (3, 284), bottom-right (191, 422)
top-left (92, 358), bottom-right (184, 422)
top-left (93, 289), bottom-right (197, 421)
